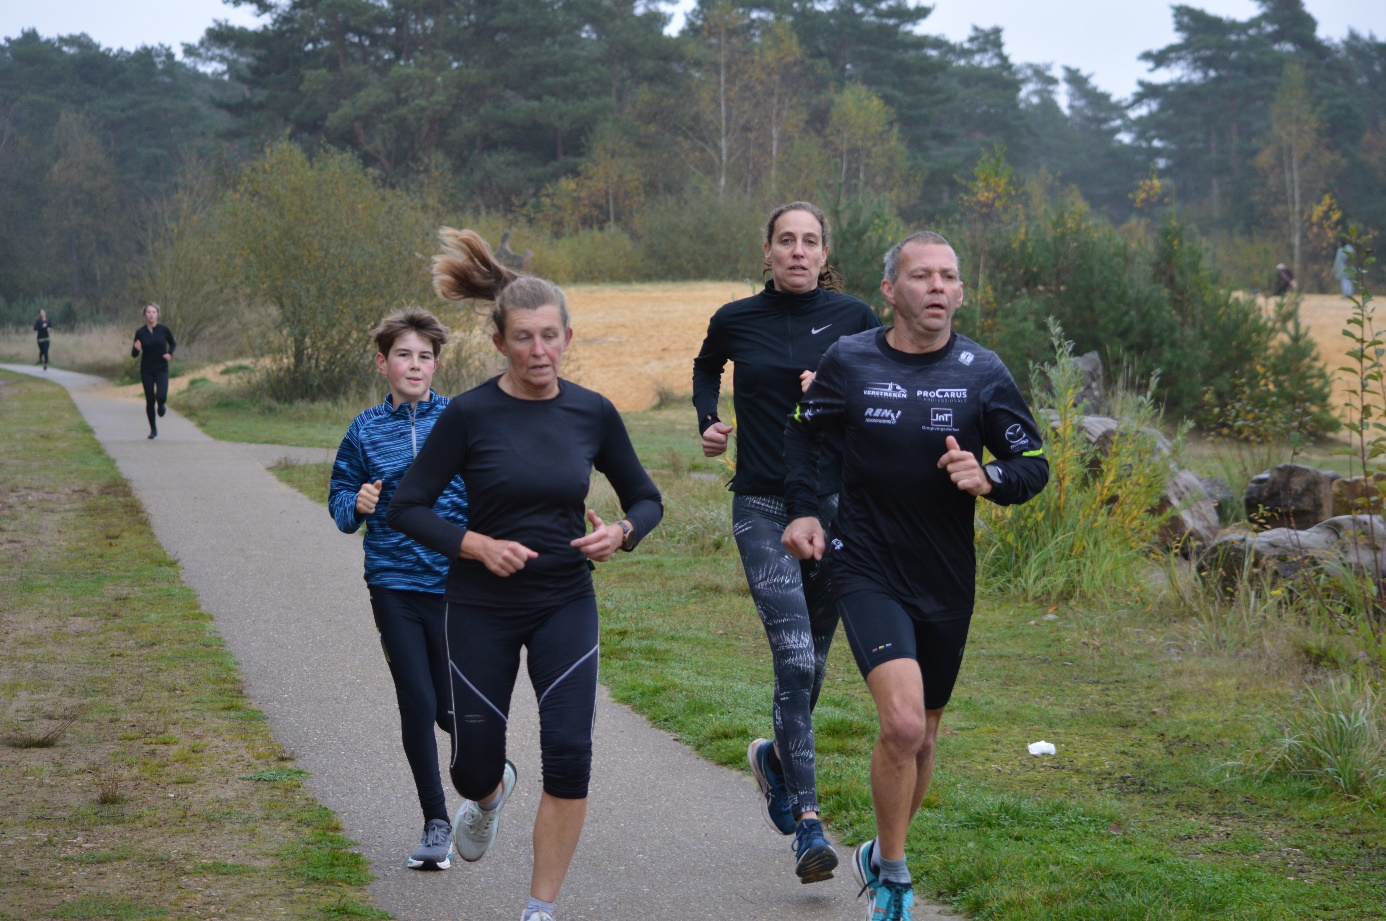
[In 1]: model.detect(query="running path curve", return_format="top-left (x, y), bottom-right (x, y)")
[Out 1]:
top-left (4, 365), bottom-right (957, 921)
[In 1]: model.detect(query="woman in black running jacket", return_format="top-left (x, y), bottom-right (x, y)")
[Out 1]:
top-left (691, 201), bottom-right (880, 884)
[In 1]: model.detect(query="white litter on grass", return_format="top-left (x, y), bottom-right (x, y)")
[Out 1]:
top-left (1028, 740), bottom-right (1056, 756)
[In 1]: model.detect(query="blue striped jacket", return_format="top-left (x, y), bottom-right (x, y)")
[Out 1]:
top-left (329, 391), bottom-right (468, 592)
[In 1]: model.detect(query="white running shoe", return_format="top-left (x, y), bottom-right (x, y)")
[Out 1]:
top-left (520, 912), bottom-right (555, 921)
top-left (453, 759), bottom-right (517, 862)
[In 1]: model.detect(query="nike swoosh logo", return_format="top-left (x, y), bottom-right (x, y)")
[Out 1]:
top-left (811, 324), bottom-right (832, 334)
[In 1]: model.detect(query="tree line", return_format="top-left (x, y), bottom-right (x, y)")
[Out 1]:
top-left (0, 0), bottom-right (1371, 433)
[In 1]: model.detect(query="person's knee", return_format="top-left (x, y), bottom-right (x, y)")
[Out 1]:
top-left (539, 741), bottom-right (592, 799)
top-left (877, 706), bottom-right (927, 759)
top-left (451, 757), bottom-right (506, 802)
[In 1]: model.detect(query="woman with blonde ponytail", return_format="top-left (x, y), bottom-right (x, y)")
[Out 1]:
top-left (389, 229), bottom-right (662, 921)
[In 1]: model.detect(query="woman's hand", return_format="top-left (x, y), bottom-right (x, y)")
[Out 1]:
top-left (571, 509), bottom-right (624, 562)
top-left (701, 421), bottom-right (733, 457)
top-left (132, 337), bottom-right (142, 352)
top-left (461, 530), bottom-right (537, 577)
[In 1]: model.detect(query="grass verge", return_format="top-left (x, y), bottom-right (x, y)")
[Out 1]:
top-left (0, 370), bottom-right (388, 921)
top-left (238, 401), bottom-right (1386, 918)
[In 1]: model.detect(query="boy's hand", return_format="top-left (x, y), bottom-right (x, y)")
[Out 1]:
top-left (355, 479), bottom-right (383, 515)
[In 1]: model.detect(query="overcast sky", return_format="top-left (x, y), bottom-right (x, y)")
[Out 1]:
top-left (2, 0), bottom-right (1382, 104)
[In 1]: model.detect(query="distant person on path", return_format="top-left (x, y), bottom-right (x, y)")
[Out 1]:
top-left (1334, 244), bottom-right (1356, 297)
top-left (389, 229), bottom-right (662, 921)
top-left (131, 303), bottom-right (174, 439)
top-left (33, 309), bottom-right (51, 370)
top-left (691, 200), bottom-right (881, 884)
top-left (781, 231), bottom-right (1049, 921)
top-left (329, 307), bottom-right (469, 872)
top-left (1272, 263), bottom-right (1296, 297)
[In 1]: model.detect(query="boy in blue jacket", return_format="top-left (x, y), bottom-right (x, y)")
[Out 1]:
top-left (329, 307), bottom-right (469, 870)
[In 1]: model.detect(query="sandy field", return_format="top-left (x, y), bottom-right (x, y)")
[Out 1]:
top-left (562, 280), bottom-right (755, 411)
top-left (1262, 292), bottom-right (1369, 414)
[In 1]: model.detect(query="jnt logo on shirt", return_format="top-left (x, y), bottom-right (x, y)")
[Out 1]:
top-left (915, 388), bottom-right (968, 401)
top-left (931, 408), bottom-right (953, 427)
top-left (864, 407), bottom-right (902, 424)
top-left (863, 382), bottom-right (908, 398)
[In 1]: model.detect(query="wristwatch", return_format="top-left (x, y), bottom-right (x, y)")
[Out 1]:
top-left (984, 463), bottom-right (1004, 485)
top-left (617, 519), bottom-right (635, 552)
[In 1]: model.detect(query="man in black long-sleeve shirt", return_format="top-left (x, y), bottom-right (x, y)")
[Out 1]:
top-left (782, 231), bottom-right (1048, 920)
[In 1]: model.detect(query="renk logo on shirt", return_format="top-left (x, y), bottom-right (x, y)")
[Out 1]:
top-left (863, 381), bottom-right (908, 398)
top-left (864, 407), bottom-right (902, 424)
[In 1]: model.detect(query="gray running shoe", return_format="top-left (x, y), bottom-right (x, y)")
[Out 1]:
top-left (406, 817), bottom-right (452, 870)
top-left (454, 759), bottom-right (517, 862)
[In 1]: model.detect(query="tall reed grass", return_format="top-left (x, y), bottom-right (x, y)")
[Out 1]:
top-left (978, 320), bottom-right (1173, 602)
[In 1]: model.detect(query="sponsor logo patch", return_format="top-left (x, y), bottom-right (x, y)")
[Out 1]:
top-left (863, 381), bottom-right (908, 398)
top-left (864, 407), bottom-right (902, 424)
top-left (915, 387), bottom-right (968, 401)
top-left (931, 408), bottom-right (954, 427)
top-left (959, 351), bottom-right (975, 365)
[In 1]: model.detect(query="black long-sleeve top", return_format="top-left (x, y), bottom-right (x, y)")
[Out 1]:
top-left (131, 324), bottom-right (175, 372)
top-left (34, 318), bottom-right (51, 341)
top-left (692, 281), bottom-right (880, 497)
top-left (785, 329), bottom-right (1049, 617)
top-left (388, 377), bottom-right (663, 608)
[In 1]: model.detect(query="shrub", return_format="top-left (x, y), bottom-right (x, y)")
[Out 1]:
top-left (224, 142), bottom-right (436, 401)
top-left (978, 320), bottom-right (1173, 602)
top-left (637, 190), bottom-right (763, 282)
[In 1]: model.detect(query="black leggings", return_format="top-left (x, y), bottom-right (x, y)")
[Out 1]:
top-left (38, 339), bottom-right (49, 365)
top-left (445, 594), bottom-right (599, 800)
top-left (140, 366), bottom-right (168, 433)
top-left (369, 586), bottom-right (451, 823)
top-left (732, 493), bottom-right (838, 819)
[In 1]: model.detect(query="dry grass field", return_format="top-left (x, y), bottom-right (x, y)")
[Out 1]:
top-left (4, 286), bottom-right (1374, 418)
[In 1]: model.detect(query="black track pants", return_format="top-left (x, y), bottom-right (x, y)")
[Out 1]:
top-left (140, 366), bottom-right (168, 434)
top-left (369, 586), bottom-right (451, 823)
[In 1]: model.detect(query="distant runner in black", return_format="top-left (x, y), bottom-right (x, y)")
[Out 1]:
top-left (692, 200), bottom-right (880, 885)
top-left (389, 229), bottom-right (662, 921)
top-left (34, 309), bottom-right (51, 370)
top-left (131, 303), bottom-right (175, 439)
top-left (782, 231), bottom-right (1048, 921)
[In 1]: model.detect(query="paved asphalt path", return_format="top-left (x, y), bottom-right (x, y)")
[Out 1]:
top-left (5, 364), bottom-right (956, 921)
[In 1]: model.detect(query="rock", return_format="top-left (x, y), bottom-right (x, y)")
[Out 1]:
top-left (1331, 473), bottom-right (1386, 517)
top-left (1197, 475), bottom-right (1237, 525)
top-left (1073, 351), bottom-right (1109, 415)
top-left (1244, 463), bottom-right (1341, 529)
top-left (1201, 515), bottom-right (1386, 593)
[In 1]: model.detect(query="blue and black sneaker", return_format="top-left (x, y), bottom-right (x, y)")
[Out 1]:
top-left (792, 817), bottom-right (838, 884)
top-left (866, 880), bottom-right (914, 921)
top-left (746, 738), bottom-right (795, 835)
top-left (852, 839), bottom-right (882, 900)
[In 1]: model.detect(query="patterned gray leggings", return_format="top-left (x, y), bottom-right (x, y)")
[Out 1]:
top-left (732, 493), bottom-right (838, 819)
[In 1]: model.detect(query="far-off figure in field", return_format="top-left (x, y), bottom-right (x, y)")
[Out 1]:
top-left (1272, 263), bottom-right (1295, 296)
top-left (33, 309), bottom-right (51, 370)
top-left (1334, 244), bottom-right (1356, 298)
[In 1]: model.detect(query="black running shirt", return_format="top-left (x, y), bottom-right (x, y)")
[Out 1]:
top-left (692, 282), bottom-right (880, 496)
top-left (388, 377), bottom-right (663, 608)
top-left (784, 329), bottom-right (1048, 618)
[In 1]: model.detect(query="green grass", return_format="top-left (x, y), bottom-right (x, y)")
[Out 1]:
top-left (171, 381), bottom-right (366, 447)
top-left (0, 370), bottom-right (389, 921)
top-left (194, 395), bottom-right (1386, 918)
